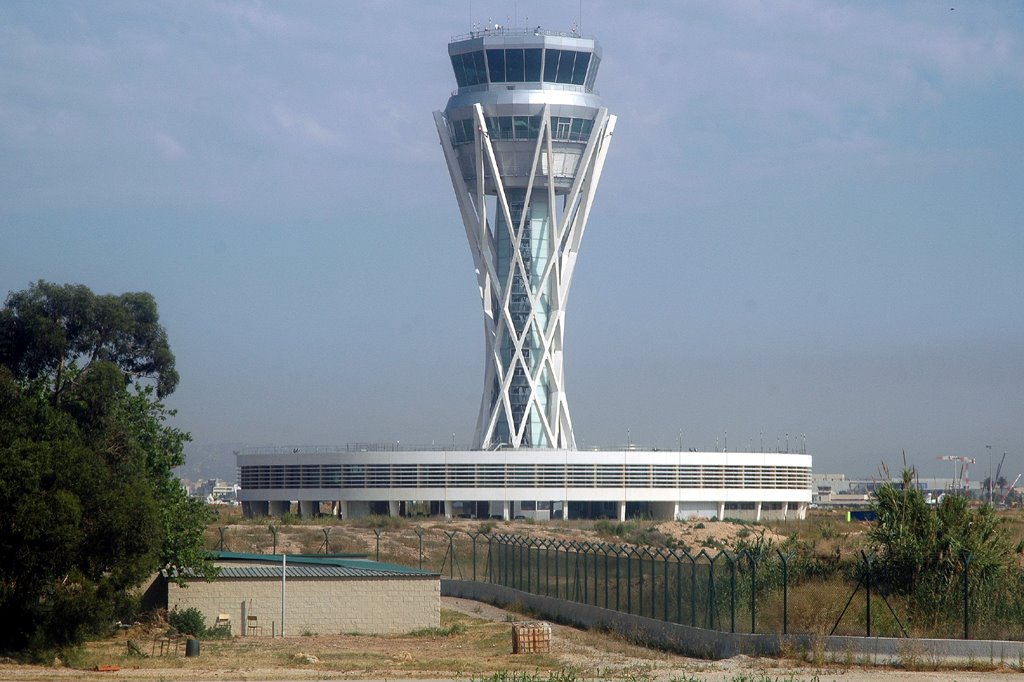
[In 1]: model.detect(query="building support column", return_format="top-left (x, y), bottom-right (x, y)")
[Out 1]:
top-left (503, 501), bottom-right (510, 521)
top-left (796, 501), bottom-right (808, 520)
top-left (782, 501), bottom-right (789, 520)
top-left (755, 501), bottom-right (763, 522)
top-left (268, 500), bottom-right (289, 517)
top-left (562, 499), bottom-right (569, 520)
top-left (617, 501), bottom-right (626, 522)
top-left (388, 501), bottom-right (400, 517)
top-left (673, 502), bottom-right (681, 521)
top-left (717, 502), bottom-right (725, 520)
top-left (444, 500), bottom-right (454, 518)
top-left (338, 500), bottom-right (349, 520)
top-left (298, 500), bottom-right (318, 518)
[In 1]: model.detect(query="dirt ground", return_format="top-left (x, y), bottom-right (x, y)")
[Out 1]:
top-left (0, 597), bottom-right (1017, 682)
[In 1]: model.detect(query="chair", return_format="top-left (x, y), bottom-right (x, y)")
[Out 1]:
top-left (214, 613), bottom-right (231, 631)
top-left (247, 614), bottom-right (264, 636)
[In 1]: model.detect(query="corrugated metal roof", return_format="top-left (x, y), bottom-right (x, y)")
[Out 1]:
top-left (162, 551), bottom-right (439, 580)
top-left (216, 565), bottom-right (424, 579)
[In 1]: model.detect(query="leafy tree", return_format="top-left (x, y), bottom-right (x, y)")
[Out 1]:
top-left (0, 282), bottom-right (210, 654)
top-left (0, 281), bottom-right (178, 404)
top-left (869, 468), bottom-right (1014, 626)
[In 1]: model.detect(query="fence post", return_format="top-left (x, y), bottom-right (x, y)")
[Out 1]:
top-left (581, 542), bottom-right (590, 605)
top-left (668, 549), bottom-right (682, 623)
top-left (557, 540), bottom-right (565, 598)
top-left (602, 544), bottom-right (611, 608)
top-left (706, 550), bottom-right (720, 630)
top-left (269, 525), bottom-right (277, 555)
top-left (745, 549), bottom-right (757, 634)
top-left (960, 549), bottom-right (972, 640)
top-left (485, 534), bottom-right (494, 582)
top-left (615, 545), bottom-right (623, 612)
top-left (726, 551), bottom-right (736, 633)
top-left (373, 528), bottom-right (382, 562)
top-left (468, 532), bottom-right (481, 580)
top-left (444, 531), bottom-right (459, 579)
top-left (636, 547), bottom-right (645, 616)
top-left (661, 548), bottom-right (671, 621)
top-left (777, 549), bottom-right (792, 635)
top-left (643, 548), bottom-right (651, 614)
top-left (218, 527), bottom-right (226, 552)
top-left (623, 546), bottom-right (632, 614)
top-left (321, 527), bottom-right (331, 554)
top-left (862, 550), bottom-right (872, 638)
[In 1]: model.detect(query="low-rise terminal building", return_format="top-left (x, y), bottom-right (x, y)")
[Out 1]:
top-left (237, 446), bottom-right (813, 522)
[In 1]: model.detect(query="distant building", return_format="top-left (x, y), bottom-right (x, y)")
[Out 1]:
top-left (812, 473), bottom-right (980, 507)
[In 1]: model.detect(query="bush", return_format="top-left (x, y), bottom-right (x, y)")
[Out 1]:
top-left (168, 607), bottom-right (206, 637)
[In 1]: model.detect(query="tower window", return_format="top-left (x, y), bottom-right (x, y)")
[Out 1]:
top-left (543, 49), bottom-right (560, 82)
top-left (555, 50), bottom-right (576, 84)
top-left (524, 49), bottom-right (542, 81)
top-left (505, 49), bottom-right (525, 82)
top-left (486, 49), bottom-right (505, 83)
top-left (571, 52), bottom-right (590, 85)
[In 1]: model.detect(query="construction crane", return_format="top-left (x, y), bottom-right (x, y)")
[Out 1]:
top-left (993, 451), bottom-right (1007, 503)
top-left (1001, 474), bottom-right (1022, 506)
top-left (937, 455), bottom-right (976, 494)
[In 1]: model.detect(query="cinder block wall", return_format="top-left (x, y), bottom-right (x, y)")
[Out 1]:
top-left (168, 577), bottom-right (439, 636)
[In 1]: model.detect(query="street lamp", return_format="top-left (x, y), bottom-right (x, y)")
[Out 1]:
top-left (987, 444), bottom-right (993, 505)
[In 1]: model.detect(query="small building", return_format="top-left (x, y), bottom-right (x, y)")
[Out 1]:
top-left (163, 552), bottom-right (439, 636)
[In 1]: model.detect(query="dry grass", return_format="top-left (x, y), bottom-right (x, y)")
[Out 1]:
top-left (0, 606), bottom-right (738, 681)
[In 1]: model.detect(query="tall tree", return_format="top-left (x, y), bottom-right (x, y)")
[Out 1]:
top-left (0, 282), bottom-right (208, 654)
top-left (0, 281), bottom-right (178, 404)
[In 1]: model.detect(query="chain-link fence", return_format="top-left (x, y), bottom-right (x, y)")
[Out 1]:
top-left (213, 526), bottom-right (1024, 641)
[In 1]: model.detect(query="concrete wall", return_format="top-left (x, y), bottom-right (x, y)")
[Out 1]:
top-left (169, 576), bottom-right (439, 636)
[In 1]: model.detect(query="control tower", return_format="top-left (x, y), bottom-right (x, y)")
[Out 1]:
top-left (434, 27), bottom-right (616, 450)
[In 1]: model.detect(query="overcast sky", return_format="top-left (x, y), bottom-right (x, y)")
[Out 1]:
top-left (2, 1), bottom-right (1022, 478)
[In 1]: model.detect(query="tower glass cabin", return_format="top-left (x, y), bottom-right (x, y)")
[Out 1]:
top-left (434, 28), bottom-right (616, 450)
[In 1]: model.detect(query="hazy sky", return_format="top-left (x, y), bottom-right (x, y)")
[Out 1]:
top-left (2, 1), bottom-right (1022, 478)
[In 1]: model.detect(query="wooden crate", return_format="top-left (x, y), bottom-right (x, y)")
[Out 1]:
top-left (512, 621), bottom-right (551, 653)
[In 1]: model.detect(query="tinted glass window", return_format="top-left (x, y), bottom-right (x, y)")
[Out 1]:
top-left (513, 115), bottom-right (530, 139)
top-left (463, 51), bottom-right (487, 86)
top-left (506, 49), bottom-right (525, 82)
top-left (556, 51), bottom-right (576, 83)
top-left (525, 49), bottom-right (542, 81)
top-left (585, 55), bottom-right (600, 90)
top-left (571, 52), bottom-right (590, 85)
top-left (498, 116), bottom-right (514, 139)
top-left (487, 49), bottom-right (505, 83)
top-left (450, 54), bottom-right (468, 87)
top-left (544, 49), bottom-right (560, 82)
top-left (529, 114), bottom-right (542, 138)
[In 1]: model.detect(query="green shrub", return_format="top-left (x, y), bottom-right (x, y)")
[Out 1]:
top-left (168, 607), bottom-right (205, 637)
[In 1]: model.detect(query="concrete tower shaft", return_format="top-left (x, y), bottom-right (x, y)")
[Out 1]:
top-left (435, 28), bottom-right (616, 450)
